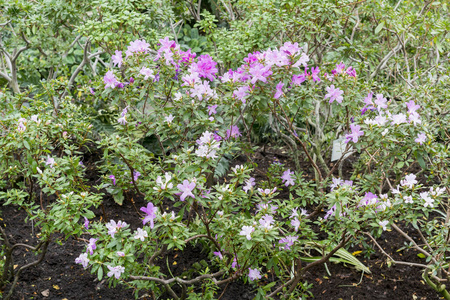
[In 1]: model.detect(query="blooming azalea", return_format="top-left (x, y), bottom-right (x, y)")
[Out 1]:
top-left (107, 265), bottom-right (125, 279)
top-left (281, 169), bottom-right (295, 187)
top-left (140, 202), bottom-right (157, 228)
top-left (75, 253), bottom-right (89, 269)
top-left (177, 180), bottom-right (196, 201)
top-left (134, 228), bottom-right (148, 241)
top-left (248, 268), bottom-right (262, 281)
top-left (325, 85), bottom-right (344, 104)
top-left (239, 225), bottom-right (254, 240)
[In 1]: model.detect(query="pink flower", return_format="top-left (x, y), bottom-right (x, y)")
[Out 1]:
top-left (208, 105), bottom-right (218, 116)
top-left (111, 50), bottom-right (123, 67)
top-left (415, 132), bottom-right (426, 145)
top-left (140, 67), bottom-right (155, 80)
top-left (177, 180), bottom-right (196, 201)
top-left (233, 86), bottom-right (250, 103)
top-left (109, 175), bottom-right (116, 186)
top-left (104, 71), bottom-right (118, 89)
top-left (406, 100), bottom-right (420, 113)
top-left (274, 82), bottom-right (284, 99)
top-left (325, 85), bottom-right (344, 104)
top-left (345, 124), bottom-right (364, 143)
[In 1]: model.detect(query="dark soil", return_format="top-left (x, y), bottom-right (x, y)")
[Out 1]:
top-left (0, 145), bottom-right (443, 299)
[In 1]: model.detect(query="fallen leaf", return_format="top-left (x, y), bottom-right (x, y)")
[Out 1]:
top-left (53, 285), bottom-right (60, 290)
top-left (173, 261), bottom-right (177, 265)
top-left (352, 251), bottom-right (362, 256)
top-left (41, 289), bottom-right (50, 297)
top-left (13, 265), bottom-right (18, 269)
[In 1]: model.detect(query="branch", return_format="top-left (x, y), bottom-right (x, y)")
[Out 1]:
top-left (129, 270), bottom-right (225, 285)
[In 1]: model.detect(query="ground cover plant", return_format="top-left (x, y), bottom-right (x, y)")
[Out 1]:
top-left (1, 0), bottom-right (450, 299)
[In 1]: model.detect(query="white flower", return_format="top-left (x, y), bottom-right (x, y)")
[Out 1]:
top-left (134, 228), bottom-right (148, 241)
top-left (239, 225), bottom-right (254, 240)
top-left (400, 174), bottom-right (418, 188)
top-left (75, 253), bottom-right (89, 269)
top-left (107, 265), bottom-right (125, 279)
top-left (379, 220), bottom-right (389, 231)
top-left (404, 195), bottom-right (413, 204)
top-left (421, 192), bottom-right (434, 208)
top-left (165, 114), bottom-right (174, 124)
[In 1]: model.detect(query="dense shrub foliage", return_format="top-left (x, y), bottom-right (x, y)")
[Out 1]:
top-left (1, 1), bottom-right (449, 299)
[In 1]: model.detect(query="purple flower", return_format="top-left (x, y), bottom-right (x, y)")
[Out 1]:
top-left (243, 177), bottom-right (255, 193)
top-left (111, 50), bottom-right (123, 67)
top-left (140, 202), bottom-right (158, 228)
top-left (105, 220), bottom-right (127, 238)
top-left (177, 180), bottom-right (196, 201)
top-left (226, 125), bottom-right (241, 139)
top-left (310, 66), bottom-right (321, 82)
top-left (345, 124), bottom-right (364, 143)
top-left (213, 251), bottom-right (223, 260)
top-left (332, 62), bottom-right (345, 75)
top-left (248, 268), bottom-right (262, 281)
top-left (129, 77), bottom-right (134, 84)
top-left (362, 192), bottom-right (378, 206)
top-left (104, 71), bottom-right (118, 89)
top-left (208, 105), bottom-right (218, 116)
top-left (117, 251), bottom-right (125, 257)
top-left (415, 132), bottom-right (426, 145)
top-left (346, 66), bottom-right (356, 77)
top-left (292, 53), bottom-right (309, 68)
top-left (84, 217), bottom-right (89, 230)
top-left (325, 85), bottom-right (344, 104)
top-left (90, 88), bottom-right (95, 95)
top-left (86, 238), bottom-right (97, 255)
top-left (279, 235), bottom-right (298, 250)
top-left (109, 175), bottom-right (116, 186)
top-left (274, 82), bottom-right (284, 99)
top-left (133, 171), bottom-right (141, 181)
top-left (281, 169), bottom-right (295, 187)
top-left (191, 54), bottom-right (218, 81)
top-left (291, 217), bottom-right (300, 231)
top-left (280, 41), bottom-right (300, 56)
top-left (364, 92), bottom-right (374, 106)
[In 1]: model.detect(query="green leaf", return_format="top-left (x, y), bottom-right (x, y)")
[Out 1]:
top-left (375, 21), bottom-right (385, 35)
top-left (113, 190), bottom-right (124, 205)
top-left (23, 140), bottom-right (30, 150)
top-left (97, 266), bottom-right (103, 281)
top-left (417, 253), bottom-right (426, 259)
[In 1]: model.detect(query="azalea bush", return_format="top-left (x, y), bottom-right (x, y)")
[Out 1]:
top-left (61, 35), bottom-right (448, 299)
top-left (1, 1), bottom-right (450, 299)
